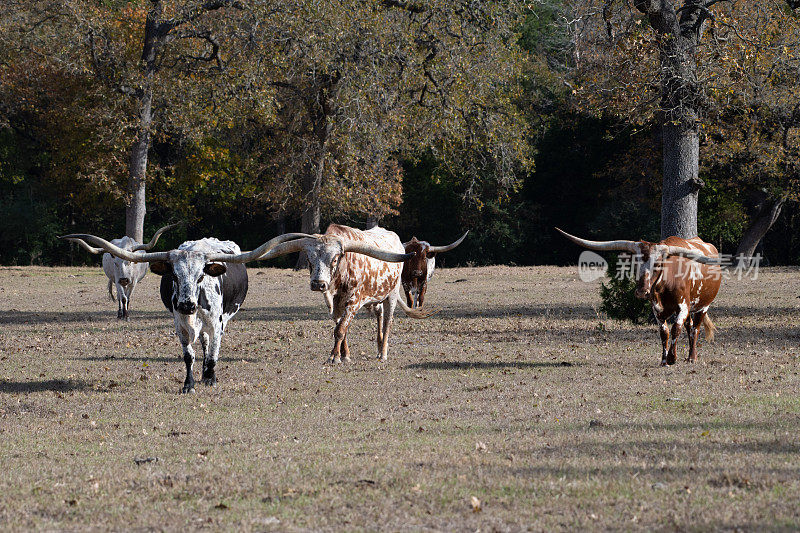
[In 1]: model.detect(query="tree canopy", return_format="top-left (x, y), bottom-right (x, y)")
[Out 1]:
top-left (1, 0), bottom-right (800, 266)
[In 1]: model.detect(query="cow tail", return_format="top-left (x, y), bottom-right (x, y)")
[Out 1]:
top-left (396, 297), bottom-right (437, 319)
top-left (107, 279), bottom-right (116, 302)
top-left (702, 314), bottom-right (716, 341)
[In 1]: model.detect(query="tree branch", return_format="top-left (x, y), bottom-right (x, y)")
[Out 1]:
top-left (382, 0), bottom-right (427, 14)
top-left (162, 0), bottom-right (245, 34)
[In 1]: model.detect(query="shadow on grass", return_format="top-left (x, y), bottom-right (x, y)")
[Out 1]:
top-left (72, 355), bottom-right (261, 363)
top-left (0, 310), bottom-right (167, 324)
top-left (435, 304), bottom-right (597, 320)
top-left (0, 305), bottom-right (322, 325)
top-left (403, 361), bottom-right (577, 370)
top-left (0, 379), bottom-right (93, 394)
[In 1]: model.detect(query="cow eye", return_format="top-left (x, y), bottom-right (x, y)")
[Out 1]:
top-left (197, 274), bottom-right (205, 284)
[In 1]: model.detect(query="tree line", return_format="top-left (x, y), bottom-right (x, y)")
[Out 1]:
top-left (1, 1), bottom-right (798, 267)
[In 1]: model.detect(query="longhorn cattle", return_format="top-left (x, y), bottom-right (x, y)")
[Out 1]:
top-left (402, 231), bottom-right (468, 308)
top-left (62, 232), bottom-right (309, 392)
top-left (556, 228), bottom-right (723, 365)
top-left (69, 223), bottom-right (179, 319)
top-left (254, 224), bottom-right (429, 363)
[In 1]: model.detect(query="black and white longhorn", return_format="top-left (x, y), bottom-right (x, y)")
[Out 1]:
top-left (63, 232), bottom-right (310, 393)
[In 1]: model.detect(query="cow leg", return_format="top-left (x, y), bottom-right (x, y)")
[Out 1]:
top-left (652, 307), bottom-right (670, 366)
top-left (667, 303), bottom-right (689, 365)
top-left (378, 296), bottom-right (398, 361)
top-left (417, 282), bottom-right (428, 308)
top-left (374, 304), bottom-right (385, 355)
top-left (122, 283), bottom-right (135, 320)
top-left (405, 288), bottom-right (414, 308)
top-left (201, 329), bottom-right (220, 386)
top-left (658, 320), bottom-right (670, 366)
top-left (181, 341), bottom-right (196, 393)
top-left (329, 309), bottom-right (355, 364)
top-left (200, 331), bottom-right (210, 369)
top-left (115, 283), bottom-right (127, 319)
top-left (686, 312), bottom-right (702, 363)
top-left (341, 332), bottom-right (351, 363)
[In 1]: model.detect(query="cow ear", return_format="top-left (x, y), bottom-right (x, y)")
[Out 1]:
top-left (150, 261), bottom-right (171, 276)
top-left (204, 262), bottom-right (227, 277)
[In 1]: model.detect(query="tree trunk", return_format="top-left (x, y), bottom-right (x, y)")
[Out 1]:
top-left (125, 1), bottom-right (163, 242)
top-left (125, 91), bottom-right (152, 243)
top-left (274, 208), bottom-right (287, 235)
top-left (300, 184), bottom-right (321, 235)
top-left (636, 1), bottom-right (705, 239)
top-left (736, 195), bottom-right (786, 266)
top-left (295, 151), bottom-right (325, 269)
top-left (660, 123), bottom-right (699, 239)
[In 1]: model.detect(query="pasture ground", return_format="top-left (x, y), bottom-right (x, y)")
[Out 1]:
top-left (1, 265), bottom-right (799, 531)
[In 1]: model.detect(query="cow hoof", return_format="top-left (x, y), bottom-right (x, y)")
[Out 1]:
top-left (181, 385), bottom-right (196, 394)
top-left (377, 355), bottom-right (387, 362)
top-left (201, 377), bottom-right (216, 387)
top-left (342, 355), bottom-right (351, 363)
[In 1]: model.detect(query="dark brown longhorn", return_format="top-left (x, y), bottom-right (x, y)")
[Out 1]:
top-left (556, 228), bottom-right (723, 365)
top-left (401, 231), bottom-right (468, 308)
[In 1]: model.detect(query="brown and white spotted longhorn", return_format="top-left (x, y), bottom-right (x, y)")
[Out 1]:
top-left (256, 224), bottom-right (431, 363)
top-left (556, 228), bottom-right (723, 365)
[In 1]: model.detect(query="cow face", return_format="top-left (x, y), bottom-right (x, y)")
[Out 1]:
top-left (403, 238), bottom-right (430, 280)
top-left (634, 243), bottom-right (667, 299)
top-left (303, 237), bottom-right (345, 292)
top-left (109, 255), bottom-right (137, 287)
top-left (150, 251), bottom-right (227, 315)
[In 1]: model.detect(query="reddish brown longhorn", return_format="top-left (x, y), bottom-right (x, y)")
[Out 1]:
top-left (557, 228), bottom-right (723, 365)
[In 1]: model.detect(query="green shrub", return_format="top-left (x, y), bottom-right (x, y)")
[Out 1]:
top-left (599, 254), bottom-right (652, 324)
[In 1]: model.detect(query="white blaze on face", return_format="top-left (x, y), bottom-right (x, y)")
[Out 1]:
top-left (113, 257), bottom-right (134, 282)
top-left (169, 250), bottom-right (210, 310)
top-left (638, 245), bottom-right (663, 286)
top-left (305, 240), bottom-right (344, 289)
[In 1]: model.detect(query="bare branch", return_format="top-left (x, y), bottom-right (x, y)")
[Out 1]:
top-left (382, 0), bottom-right (427, 14)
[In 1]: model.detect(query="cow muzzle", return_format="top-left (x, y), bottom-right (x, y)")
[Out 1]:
top-left (176, 301), bottom-right (197, 315)
top-left (310, 280), bottom-right (328, 292)
top-left (411, 270), bottom-right (423, 278)
top-left (118, 277), bottom-right (130, 287)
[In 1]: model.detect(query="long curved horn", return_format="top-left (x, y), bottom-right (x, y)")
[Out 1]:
top-left (60, 234), bottom-right (170, 262)
top-left (66, 238), bottom-right (104, 255)
top-left (428, 230), bottom-right (469, 253)
top-left (132, 222), bottom-right (182, 251)
top-left (206, 233), bottom-right (314, 263)
top-left (555, 228), bottom-right (639, 253)
top-left (250, 237), bottom-right (316, 261)
top-left (664, 246), bottom-right (725, 265)
top-left (343, 243), bottom-right (414, 263)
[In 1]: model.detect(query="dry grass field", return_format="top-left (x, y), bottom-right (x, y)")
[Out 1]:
top-left (1, 265), bottom-right (799, 531)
